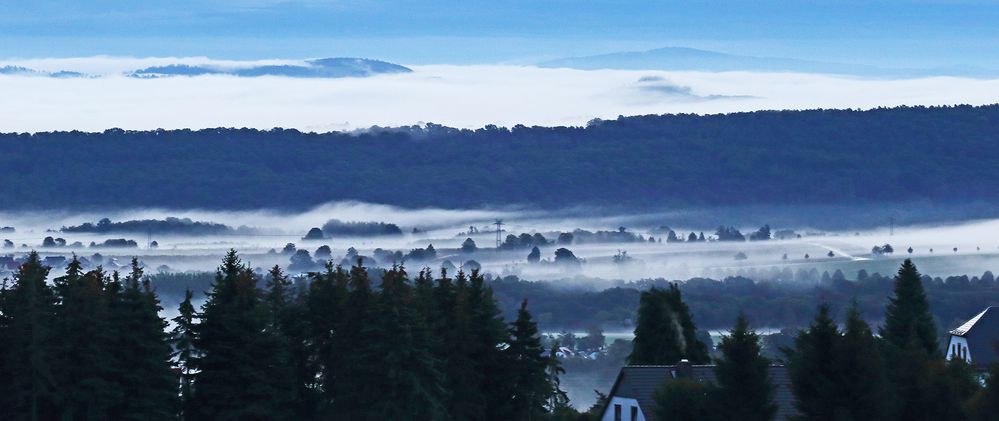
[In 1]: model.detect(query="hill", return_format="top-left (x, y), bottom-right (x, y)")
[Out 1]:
top-left (2, 105), bottom-right (998, 212)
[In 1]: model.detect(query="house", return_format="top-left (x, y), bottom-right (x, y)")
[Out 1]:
top-left (599, 361), bottom-right (797, 421)
top-left (947, 306), bottom-right (999, 369)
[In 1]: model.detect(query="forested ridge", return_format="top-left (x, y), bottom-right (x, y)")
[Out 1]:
top-left (2, 104), bottom-right (998, 210)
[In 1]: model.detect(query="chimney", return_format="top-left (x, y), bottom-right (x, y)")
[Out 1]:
top-left (676, 359), bottom-right (693, 378)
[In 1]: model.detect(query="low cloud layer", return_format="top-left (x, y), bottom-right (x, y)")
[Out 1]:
top-left (2, 57), bottom-right (999, 132)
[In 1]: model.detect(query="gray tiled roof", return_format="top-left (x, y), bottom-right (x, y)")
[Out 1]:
top-left (950, 307), bottom-right (999, 366)
top-left (603, 364), bottom-right (797, 421)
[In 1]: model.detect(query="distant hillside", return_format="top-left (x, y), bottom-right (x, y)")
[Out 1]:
top-left (2, 105), bottom-right (999, 211)
top-left (539, 47), bottom-right (976, 77)
top-left (129, 58), bottom-right (411, 78)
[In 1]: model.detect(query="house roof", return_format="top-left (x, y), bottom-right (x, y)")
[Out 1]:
top-left (602, 364), bottom-right (797, 421)
top-left (950, 307), bottom-right (999, 366)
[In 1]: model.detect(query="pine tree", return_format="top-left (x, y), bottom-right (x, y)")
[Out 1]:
top-left (467, 270), bottom-right (514, 421)
top-left (108, 258), bottom-right (177, 420)
top-left (665, 284), bottom-right (710, 363)
top-left (629, 285), bottom-right (709, 364)
top-left (268, 265), bottom-right (316, 419)
top-left (191, 250), bottom-right (294, 421)
top-left (882, 259), bottom-right (939, 357)
top-left (501, 299), bottom-right (550, 420)
top-left (367, 265), bottom-right (446, 420)
top-left (786, 305), bottom-right (841, 420)
top-left (653, 378), bottom-right (720, 421)
top-left (714, 314), bottom-right (777, 421)
top-left (171, 289), bottom-right (199, 421)
top-left (308, 261), bottom-right (348, 417)
top-left (835, 304), bottom-right (892, 420)
top-left (53, 257), bottom-right (118, 420)
top-left (0, 252), bottom-right (60, 421)
top-left (544, 343), bottom-right (571, 414)
top-left (329, 261), bottom-right (380, 420)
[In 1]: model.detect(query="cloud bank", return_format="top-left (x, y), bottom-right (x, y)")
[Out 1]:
top-left (2, 57), bottom-right (999, 132)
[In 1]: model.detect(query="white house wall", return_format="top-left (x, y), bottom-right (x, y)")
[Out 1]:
top-left (601, 396), bottom-right (647, 421)
top-left (947, 336), bottom-right (971, 363)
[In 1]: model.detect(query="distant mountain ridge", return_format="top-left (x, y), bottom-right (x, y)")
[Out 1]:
top-left (129, 58), bottom-right (412, 78)
top-left (540, 47), bottom-right (998, 77)
top-left (0, 65), bottom-right (86, 78)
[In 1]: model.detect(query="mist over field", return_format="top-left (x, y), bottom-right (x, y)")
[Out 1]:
top-left (4, 57), bottom-right (999, 131)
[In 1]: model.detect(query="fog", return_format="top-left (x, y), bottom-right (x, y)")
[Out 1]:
top-left (3, 201), bottom-right (998, 284)
top-left (4, 57), bottom-right (999, 132)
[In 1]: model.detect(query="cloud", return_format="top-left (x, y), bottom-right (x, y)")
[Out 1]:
top-left (1, 57), bottom-right (999, 132)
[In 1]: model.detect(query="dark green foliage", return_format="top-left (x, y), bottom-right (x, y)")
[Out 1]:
top-left (190, 250), bottom-right (295, 421)
top-left (786, 304), bottom-right (891, 420)
top-left (0, 252), bottom-right (60, 421)
top-left (9, 105), bottom-right (999, 211)
top-left (502, 299), bottom-right (552, 420)
top-left (786, 305), bottom-right (841, 420)
top-left (629, 284), bottom-right (710, 365)
top-left (171, 289), bottom-right (198, 420)
top-left (714, 315), bottom-right (777, 421)
top-left (882, 259), bottom-right (940, 357)
top-left (654, 378), bottom-right (720, 421)
top-left (364, 266), bottom-right (447, 419)
top-left (109, 258), bottom-right (177, 420)
top-left (53, 257), bottom-right (118, 420)
top-left (835, 305), bottom-right (892, 420)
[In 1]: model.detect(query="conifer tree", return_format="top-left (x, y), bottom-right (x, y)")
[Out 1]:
top-left (191, 250), bottom-right (294, 421)
top-left (835, 304), bottom-right (892, 420)
top-left (329, 261), bottom-right (380, 420)
top-left (367, 266), bottom-right (446, 420)
top-left (268, 265), bottom-right (316, 419)
top-left (438, 269), bottom-right (484, 420)
top-left (882, 259), bottom-right (939, 357)
top-left (308, 261), bottom-right (348, 417)
top-left (109, 258), bottom-right (177, 420)
top-left (654, 378), bottom-right (719, 421)
top-left (786, 305), bottom-right (841, 419)
top-left (714, 314), bottom-right (777, 421)
top-left (467, 270), bottom-right (514, 421)
top-left (171, 289), bottom-right (199, 421)
top-left (629, 285), bottom-right (709, 365)
top-left (502, 299), bottom-right (551, 420)
top-left (0, 252), bottom-right (60, 421)
top-left (53, 258), bottom-right (118, 420)
top-left (544, 343), bottom-right (571, 414)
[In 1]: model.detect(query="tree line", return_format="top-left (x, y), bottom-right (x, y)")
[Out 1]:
top-left (632, 259), bottom-right (999, 421)
top-left (4, 105), bottom-right (999, 211)
top-left (0, 250), bottom-right (598, 421)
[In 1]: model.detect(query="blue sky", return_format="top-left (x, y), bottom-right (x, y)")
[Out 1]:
top-left (3, 0), bottom-right (999, 67)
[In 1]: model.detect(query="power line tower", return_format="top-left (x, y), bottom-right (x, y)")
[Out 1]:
top-left (494, 219), bottom-right (504, 248)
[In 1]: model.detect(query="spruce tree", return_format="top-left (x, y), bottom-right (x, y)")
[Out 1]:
top-left (268, 265), bottom-right (315, 419)
top-left (786, 305), bottom-right (841, 420)
top-left (629, 288), bottom-right (682, 364)
top-left (329, 261), bottom-right (380, 420)
top-left (665, 283), bottom-right (711, 363)
top-left (367, 266), bottom-right (446, 420)
top-left (308, 262), bottom-right (348, 418)
top-left (882, 259), bottom-right (939, 357)
top-left (714, 314), bottom-right (777, 421)
top-left (653, 378), bottom-right (720, 421)
top-left (191, 250), bottom-right (294, 421)
top-left (835, 304), bottom-right (892, 420)
top-left (501, 299), bottom-right (550, 420)
top-left (109, 258), bottom-right (177, 420)
top-left (467, 270), bottom-right (514, 421)
top-left (439, 270), bottom-right (485, 421)
top-left (629, 285), bottom-right (709, 365)
top-left (0, 252), bottom-right (60, 421)
top-left (53, 258), bottom-right (118, 420)
top-left (171, 289), bottom-right (199, 421)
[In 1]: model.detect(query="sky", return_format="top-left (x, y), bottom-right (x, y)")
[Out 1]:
top-left (3, 1), bottom-right (999, 132)
top-left (3, 0), bottom-right (999, 67)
